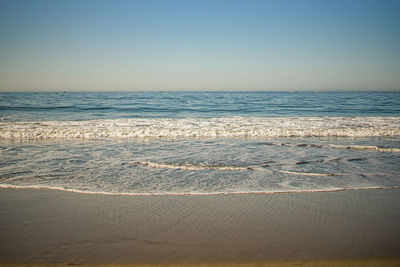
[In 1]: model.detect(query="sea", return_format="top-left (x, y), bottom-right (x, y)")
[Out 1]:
top-left (0, 91), bottom-right (399, 195)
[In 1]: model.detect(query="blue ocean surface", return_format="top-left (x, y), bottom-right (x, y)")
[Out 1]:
top-left (0, 91), bottom-right (399, 195)
top-left (1, 91), bottom-right (399, 121)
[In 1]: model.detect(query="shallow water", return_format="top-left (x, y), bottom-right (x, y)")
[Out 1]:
top-left (1, 137), bottom-right (399, 194)
top-left (0, 91), bottom-right (399, 195)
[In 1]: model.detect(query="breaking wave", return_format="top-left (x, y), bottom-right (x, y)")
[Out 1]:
top-left (1, 116), bottom-right (399, 139)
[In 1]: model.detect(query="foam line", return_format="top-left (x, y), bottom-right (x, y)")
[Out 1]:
top-left (1, 116), bottom-right (399, 139)
top-left (130, 161), bottom-right (340, 176)
top-left (327, 144), bottom-right (400, 152)
top-left (129, 161), bottom-right (256, 171)
top-left (282, 143), bottom-right (400, 152)
top-left (0, 183), bottom-right (399, 196)
top-left (267, 168), bottom-right (337, 176)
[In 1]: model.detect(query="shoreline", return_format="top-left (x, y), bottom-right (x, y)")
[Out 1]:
top-left (1, 258), bottom-right (400, 267)
top-left (1, 188), bottom-right (399, 265)
top-left (1, 184), bottom-right (399, 197)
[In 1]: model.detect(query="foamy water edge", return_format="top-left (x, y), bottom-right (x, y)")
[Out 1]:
top-left (1, 183), bottom-right (399, 196)
top-left (1, 116), bottom-right (400, 139)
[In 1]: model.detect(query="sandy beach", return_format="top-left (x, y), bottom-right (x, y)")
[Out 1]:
top-left (0, 188), bottom-right (399, 266)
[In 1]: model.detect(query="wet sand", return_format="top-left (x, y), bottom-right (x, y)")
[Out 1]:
top-left (1, 258), bottom-right (400, 267)
top-left (0, 188), bottom-right (399, 265)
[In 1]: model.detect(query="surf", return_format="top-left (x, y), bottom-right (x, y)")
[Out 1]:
top-left (1, 116), bottom-right (399, 139)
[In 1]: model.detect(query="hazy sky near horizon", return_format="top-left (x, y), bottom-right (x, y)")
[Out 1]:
top-left (0, 0), bottom-right (399, 91)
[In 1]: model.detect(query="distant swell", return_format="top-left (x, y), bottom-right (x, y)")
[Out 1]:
top-left (1, 116), bottom-right (399, 139)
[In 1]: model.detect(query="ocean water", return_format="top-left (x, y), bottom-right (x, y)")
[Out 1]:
top-left (0, 91), bottom-right (399, 195)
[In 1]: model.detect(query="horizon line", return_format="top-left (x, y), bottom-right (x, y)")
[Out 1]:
top-left (1, 89), bottom-right (400, 93)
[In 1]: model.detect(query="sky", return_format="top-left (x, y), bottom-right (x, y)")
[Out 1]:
top-left (0, 0), bottom-right (399, 91)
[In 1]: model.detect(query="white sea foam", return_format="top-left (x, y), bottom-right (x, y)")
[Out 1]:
top-left (326, 144), bottom-right (400, 152)
top-left (1, 117), bottom-right (399, 139)
top-left (129, 161), bottom-right (255, 171)
top-left (131, 161), bottom-right (340, 176)
top-left (282, 143), bottom-right (400, 152)
top-left (1, 183), bottom-right (399, 196)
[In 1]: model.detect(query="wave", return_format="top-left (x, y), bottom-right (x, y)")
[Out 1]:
top-left (129, 161), bottom-right (339, 176)
top-left (325, 144), bottom-right (400, 152)
top-left (1, 117), bottom-right (399, 139)
top-left (281, 143), bottom-right (400, 152)
top-left (0, 183), bottom-right (399, 196)
top-left (129, 161), bottom-right (254, 171)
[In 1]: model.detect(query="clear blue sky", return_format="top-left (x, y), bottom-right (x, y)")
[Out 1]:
top-left (0, 0), bottom-right (399, 91)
